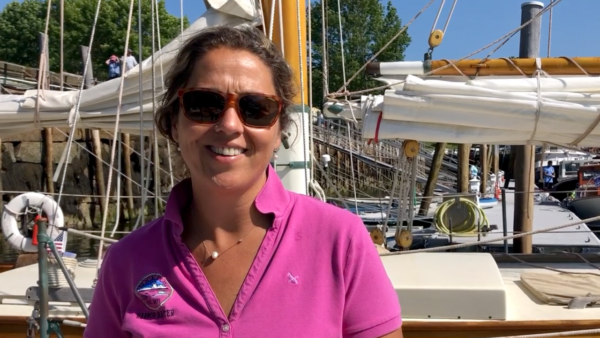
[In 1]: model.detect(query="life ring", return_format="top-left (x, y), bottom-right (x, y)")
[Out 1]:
top-left (1, 192), bottom-right (66, 253)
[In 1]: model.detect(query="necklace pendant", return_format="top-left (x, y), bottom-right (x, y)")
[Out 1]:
top-left (211, 251), bottom-right (219, 259)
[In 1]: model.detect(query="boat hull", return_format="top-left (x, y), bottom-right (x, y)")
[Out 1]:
top-left (0, 317), bottom-right (85, 338)
top-left (403, 320), bottom-right (600, 337)
top-left (568, 196), bottom-right (600, 229)
top-left (2, 318), bottom-right (599, 338)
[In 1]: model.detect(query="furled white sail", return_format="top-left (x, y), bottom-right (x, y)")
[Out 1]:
top-left (0, 1), bottom-right (260, 138)
top-left (328, 75), bottom-right (600, 147)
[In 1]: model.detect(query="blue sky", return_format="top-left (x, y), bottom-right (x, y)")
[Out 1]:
top-left (160, 0), bottom-right (600, 61)
top-left (1, 0), bottom-right (598, 61)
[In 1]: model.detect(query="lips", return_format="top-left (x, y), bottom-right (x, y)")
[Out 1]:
top-left (208, 146), bottom-right (247, 156)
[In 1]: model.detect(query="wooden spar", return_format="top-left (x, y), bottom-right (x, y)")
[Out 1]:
top-left (427, 57), bottom-right (600, 76)
top-left (260, 0), bottom-right (309, 104)
top-left (366, 57), bottom-right (600, 77)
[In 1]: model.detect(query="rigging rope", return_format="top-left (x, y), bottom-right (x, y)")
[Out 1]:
top-left (335, 0), bottom-right (348, 95)
top-left (321, 0), bottom-right (329, 96)
top-left (96, 0), bottom-right (138, 277)
top-left (442, 0), bottom-right (457, 35)
top-left (430, 0), bottom-right (446, 34)
top-left (53, 0), bottom-right (105, 230)
top-left (293, 0), bottom-right (310, 196)
top-left (381, 212), bottom-right (600, 256)
top-left (547, 0), bottom-right (554, 57)
top-left (154, 0), bottom-right (175, 190)
top-left (333, 0), bottom-right (436, 94)
top-left (329, 0), bottom-right (564, 98)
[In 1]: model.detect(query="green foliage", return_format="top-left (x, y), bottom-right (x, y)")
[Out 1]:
top-left (309, 0), bottom-right (411, 108)
top-left (0, 0), bottom-right (189, 81)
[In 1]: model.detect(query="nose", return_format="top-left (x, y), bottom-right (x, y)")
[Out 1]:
top-left (215, 107), bottom-right (244, 134)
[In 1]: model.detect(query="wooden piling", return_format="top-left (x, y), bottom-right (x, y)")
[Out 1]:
top-left (514, 1), bottom-right (543, 254)
top-left (91, 129), bottom-right (106, 215)
top-left (39, 33), bottom-right (54, 194)
top-left (43, 128), bottom-right (54, 194)
top-left (123, 133), bottom-right (135, 220)
top-left (419, 142), bottom-right (446, 216)
top-left (458, 144), bottom-right (471, 192)
top-left (480, 144), bottom-right (488, 195)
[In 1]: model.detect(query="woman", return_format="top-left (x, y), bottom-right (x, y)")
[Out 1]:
top-left (85, 25), bottom-right (402, 338)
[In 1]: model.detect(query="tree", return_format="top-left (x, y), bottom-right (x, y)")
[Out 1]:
top-left (310, 0), bottom-right (410, 108)
top-left (0, 0), bottom-right (189, 81)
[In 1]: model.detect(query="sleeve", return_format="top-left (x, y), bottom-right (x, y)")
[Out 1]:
top-left (342, 217), bottom-right (402, 338)
top-left (83, 246), bottom-right (131, 338)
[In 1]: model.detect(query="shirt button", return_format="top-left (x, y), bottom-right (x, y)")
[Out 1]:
top-left (221, 324), bottom-right (230, 332)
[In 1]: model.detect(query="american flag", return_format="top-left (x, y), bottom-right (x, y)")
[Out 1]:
top-left (48, 231), bottom-right (65, 253)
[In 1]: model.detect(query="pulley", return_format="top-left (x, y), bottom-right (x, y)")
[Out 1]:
top-left (396, 229), bottom-right (413, 250)
top-left (402, 140), bottom-right (420, 158)
top-left (370, 228), bottom-right (385, 246)
top-left (428, 29), bottom-right (444, 49)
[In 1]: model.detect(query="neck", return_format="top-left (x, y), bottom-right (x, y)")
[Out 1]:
top-left (189, 172), bottom-right (268, 239)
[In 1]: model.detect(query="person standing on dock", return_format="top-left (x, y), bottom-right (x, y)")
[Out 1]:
top-left (123, 49), bottom-right (138, 73)
top-left (470, 161), bottom-right (479, 180)
top-left (542, 160), bottom-right (555, 190)
top-left (105, 55), bottom-right (121, 79)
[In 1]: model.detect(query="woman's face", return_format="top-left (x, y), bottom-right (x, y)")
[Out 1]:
top-left (172, 47), bottom-right (282, 193)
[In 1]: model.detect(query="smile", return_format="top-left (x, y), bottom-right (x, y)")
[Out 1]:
top-left (209, 146), bottom-right (247, 156)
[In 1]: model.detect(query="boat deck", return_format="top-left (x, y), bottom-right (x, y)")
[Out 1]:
top-left (437, 190), bottom-right (600, 247)
top-left (0, 256), bottom-right (598, 324)
top-left (0, 259), bottom-right (94, 320)
top-left (396, 262), bottom-right (600, 322)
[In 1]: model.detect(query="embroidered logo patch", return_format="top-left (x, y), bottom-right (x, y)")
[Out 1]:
top-left (135, 273), bottom-right (173, 310)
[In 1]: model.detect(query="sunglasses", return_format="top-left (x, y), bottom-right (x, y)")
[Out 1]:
top-left (177, 88), bottom-right (283, 128)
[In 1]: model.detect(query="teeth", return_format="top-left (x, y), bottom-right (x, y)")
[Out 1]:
top-left (210, 146), bottom-right (244, 156)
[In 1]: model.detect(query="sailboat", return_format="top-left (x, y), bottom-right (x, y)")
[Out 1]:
top-left (1, 0), bottom-right (600, 337)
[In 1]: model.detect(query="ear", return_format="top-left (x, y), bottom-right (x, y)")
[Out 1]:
top-left (172, 113), bottom-right (180, 145)
top-left (274, 130), bottom-right (282, 150)
top-left (273, 121), bottom-right (282, 151)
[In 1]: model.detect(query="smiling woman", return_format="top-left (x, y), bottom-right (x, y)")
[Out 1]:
top-left (84, 25), bottom-right (402, 338)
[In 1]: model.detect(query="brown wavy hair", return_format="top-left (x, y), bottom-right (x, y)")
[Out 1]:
top-left (155, 24), bottom-right (297, 145)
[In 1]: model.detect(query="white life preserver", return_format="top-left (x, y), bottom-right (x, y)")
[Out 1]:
top-left (1, 192), bottom-right (66, 253)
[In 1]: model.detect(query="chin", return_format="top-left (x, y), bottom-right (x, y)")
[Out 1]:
top-left (208, 171), bottom-right (262, 193)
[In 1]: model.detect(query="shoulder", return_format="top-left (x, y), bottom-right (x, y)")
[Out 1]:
top-left (288, 193), bottom-right (365, 233)
top-left (285, 193), bottom-right (370, 252)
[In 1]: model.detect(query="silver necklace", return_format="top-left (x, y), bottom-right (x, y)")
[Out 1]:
top-left (202, 226), bottom-right (258, 260)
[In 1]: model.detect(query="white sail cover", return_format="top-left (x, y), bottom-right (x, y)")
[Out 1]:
top-left (0, 0), bottom-right (260, 137)
top-left (328, 74), bottom-right (600, 147)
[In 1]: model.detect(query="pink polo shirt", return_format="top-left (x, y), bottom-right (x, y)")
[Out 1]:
top-left (85, 165), bottom-right (401, 338)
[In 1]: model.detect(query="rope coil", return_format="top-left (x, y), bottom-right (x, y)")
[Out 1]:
top-left (47, 256), bottom-right (78, 288)
top-left (433, 198), bottom-right (489, 236)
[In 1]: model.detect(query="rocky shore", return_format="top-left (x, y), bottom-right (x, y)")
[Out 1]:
top-left (0, 129), bottom-right (178, 228)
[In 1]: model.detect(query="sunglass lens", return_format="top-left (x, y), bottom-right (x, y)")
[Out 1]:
top-left (239, 95), bottom-right (280, 127)
top-left (182, 90), bottom-right (225, 123)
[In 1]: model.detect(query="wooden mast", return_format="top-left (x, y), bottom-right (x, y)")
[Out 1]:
top-left (260, 0), bottom-right (309, 103)
top-left (260, 0), bottom-right (311, 195)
